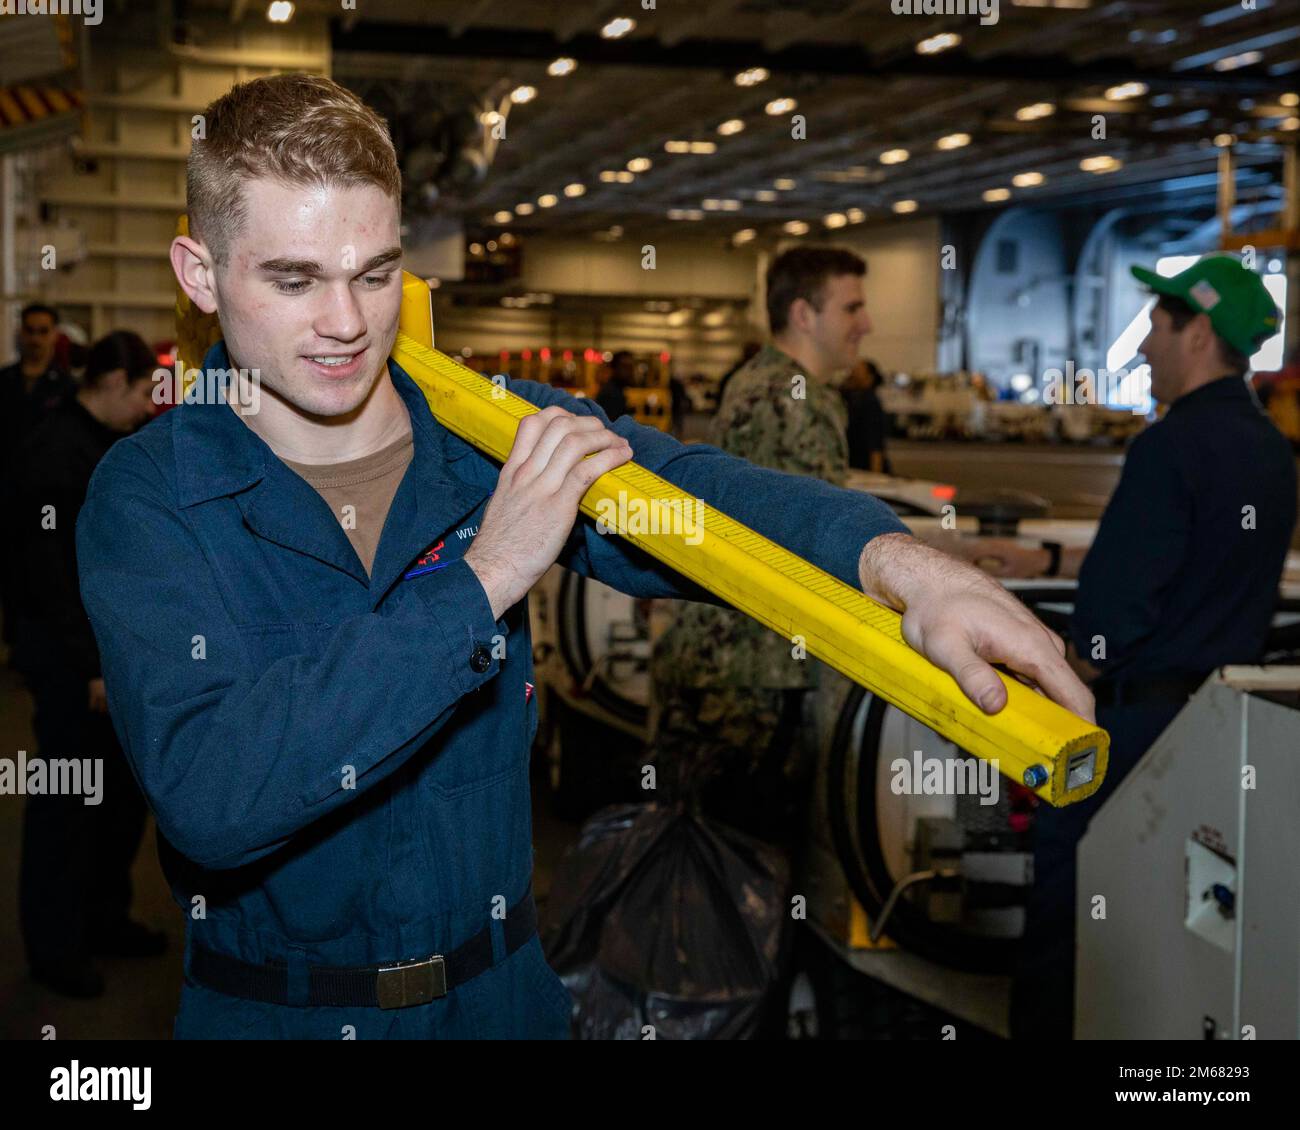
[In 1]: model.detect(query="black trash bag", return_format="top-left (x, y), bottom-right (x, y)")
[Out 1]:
top-left (540, 801), bottom-right (790, 1039)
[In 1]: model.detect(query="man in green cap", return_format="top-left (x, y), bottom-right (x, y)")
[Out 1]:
top-left (1012, 253), bottom-right (1296, 1039)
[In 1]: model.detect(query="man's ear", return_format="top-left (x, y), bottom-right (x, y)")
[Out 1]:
top-left (170, 235), bottom-right (219, 315)
top-left (1190, 311), bottom-right (1218, 356)
top-left (789, 296), bottom-right (815, 335)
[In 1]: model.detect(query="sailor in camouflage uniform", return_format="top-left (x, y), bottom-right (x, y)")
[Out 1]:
top-left (650, 247), bottom-right (873, 845)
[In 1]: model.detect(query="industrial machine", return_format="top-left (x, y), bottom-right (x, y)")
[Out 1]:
top-left (1077, 667), bottom-right (1300, 1039)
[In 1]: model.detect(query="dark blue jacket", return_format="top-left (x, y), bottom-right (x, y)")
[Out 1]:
top-left (1071, 375), bottom-right (1296, 683)
top-left (76, 341), bottom-right (907, 1038)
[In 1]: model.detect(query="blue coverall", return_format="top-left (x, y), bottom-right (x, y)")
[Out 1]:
top-left (76, 341), bottom-right (908, 1038)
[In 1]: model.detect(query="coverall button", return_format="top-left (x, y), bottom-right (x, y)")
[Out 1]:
top-left (469, 644), bottom-right (492, 673)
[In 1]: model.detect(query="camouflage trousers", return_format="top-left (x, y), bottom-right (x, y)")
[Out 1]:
top-left (648, 682), bottom-right (816, 847)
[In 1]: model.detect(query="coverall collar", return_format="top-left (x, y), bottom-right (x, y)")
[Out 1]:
top-left (173, 340), bottom-right (491, 601)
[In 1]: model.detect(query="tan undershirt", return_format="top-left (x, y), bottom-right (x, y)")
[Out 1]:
top-left (282, 431), bottom-right (415, 578)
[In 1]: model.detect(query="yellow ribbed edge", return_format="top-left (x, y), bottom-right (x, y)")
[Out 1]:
top-left (389, 321), bottom-right (1108, 807)
top-left (176, 259), bottom-right (1107, 806)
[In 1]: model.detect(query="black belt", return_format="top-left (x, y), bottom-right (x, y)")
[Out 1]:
top-left (190, 886), bottom-right (537, 1010)
top-left (1092, 672), bottom-right (1210, 708)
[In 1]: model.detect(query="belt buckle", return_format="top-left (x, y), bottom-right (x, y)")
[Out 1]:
top-left (376, 955), bottom-right (446, 1009)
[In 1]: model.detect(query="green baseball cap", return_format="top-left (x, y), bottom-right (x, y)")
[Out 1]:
top-left (1131, 254), bottom-right (1279, 357)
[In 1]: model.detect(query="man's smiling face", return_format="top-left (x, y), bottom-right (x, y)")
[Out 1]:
top-left (212, 177), bottom-right (403, 418)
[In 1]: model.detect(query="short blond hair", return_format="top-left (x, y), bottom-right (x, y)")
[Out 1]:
top-left (187, 73), bottom-right (402, 264)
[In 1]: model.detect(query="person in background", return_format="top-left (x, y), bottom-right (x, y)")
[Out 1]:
top-left (1, 303), bottom-right (78, 453)
top-left (842, 358), bottom-right (891, 473)
top-left (595, 349), bottom-right (636, 421)
top-left (1, 304), bottom-right (80, 647)
top-left (1259, 345), bottom-right (1300, 450)
top-left (14, 330), bottom-right (165, 998)
top-left (649, 247), bottom-right (873, 1032)
top-left (667, 371), bottom-right (689, 437)
top-left (1011, 255), bottom-right (1297, 1039)
top-left (716, 340), bottom-right (762, 407)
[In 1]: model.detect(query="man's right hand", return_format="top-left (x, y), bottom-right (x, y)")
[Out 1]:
top-left (465, 405), bottom-right (634, 619)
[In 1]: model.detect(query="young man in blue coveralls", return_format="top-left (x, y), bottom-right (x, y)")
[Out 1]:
top-left (77, 74), bottom-right (1093, 1039)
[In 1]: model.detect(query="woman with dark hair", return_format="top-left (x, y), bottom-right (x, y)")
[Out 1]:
top-left (13, 330), bottom-right (164, 998)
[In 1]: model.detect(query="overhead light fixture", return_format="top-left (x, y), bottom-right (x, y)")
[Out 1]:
top-left (754, 189), bottom-right (778, 202)
top-left (480, 110), bottom-right (503, 127)
top-left (1015, 102), bottom-right (1056, 121)
top-left (892, 200), bottom-right (919, 214)
top-left (689, 141), bottom-right (717, 154)
top-left (627, 157), bottom-right (652, 172)
top-left (469, 242), bottom-right (484, 257)
top-left (667, 209), bottom-right (705, 221)
top-left (783, 220), bottom-right (810, 235)
top-left (599, 169), bottom-right (619, 181)
top-left (547, 57), bottom-right (577, 77)
top-left (717, 119), bottom-right (746, 135)
top-left (1011, 171), bottom-right (1045, 187)
top-left (1079, 155), bottom-right (1122, 173)
top-left (510, 85), bottom-right (536, 104)
top-left (846, 207), bottom-right (866, 222)
top-left (982, 188), bottom-right (1011, 202)
top-left (486, 240), bottom-right (498, 252)
top-left (765, 97), bottom-right (797, 115)
top-left (616, 170), bottom-right (635, 183)
top-left (515, 202), bottom-right (535, 215)
top-left (823, 213), bottom-right (848, 229)
top-left (879, 148), bottom-right (910, 164)
top-left (664, 140), bottom-right (690, 153)
top-left (492, 210), bottom-right (513, 223)
top-left (732, 228), bottom-right (757, 244)
top-left (266, 1), bottom-right (294, 23)
top-left (1213, 132), bottom-right (1236, 147)
top-left (601, 17), bottom-right (636, 39)
top-left (1105, 81), bottom-right (1148, 101)
top-left (701, 198), bottom-right (741, 211)
top-left (936, 132), bottom-right (971, 150)
top-left (499, 232), bottom-right (517, 246)
top-left (1280, 116), bottom-right (1300, 131)
top-left (537, 194), bottom-right (558, 208)
top-left (564, 183), bottom-right (586, 197)
top-left (916, 32), bottom-right (961, 55)
top-left (1280, 92), bottom-right (1299, 107)
top-left (735, 67), bottom-right (769, 87)
top-left (773, 178), bottom-right (797, 190)
top-left (1214, 50), bottom-right (1263, 72)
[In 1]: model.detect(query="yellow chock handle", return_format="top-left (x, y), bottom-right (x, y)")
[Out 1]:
top-left (174, 252), bottom-right (1108, 806)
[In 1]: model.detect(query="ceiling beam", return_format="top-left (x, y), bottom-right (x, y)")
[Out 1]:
top-left (330, 21), bottom-right (1293, 94)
